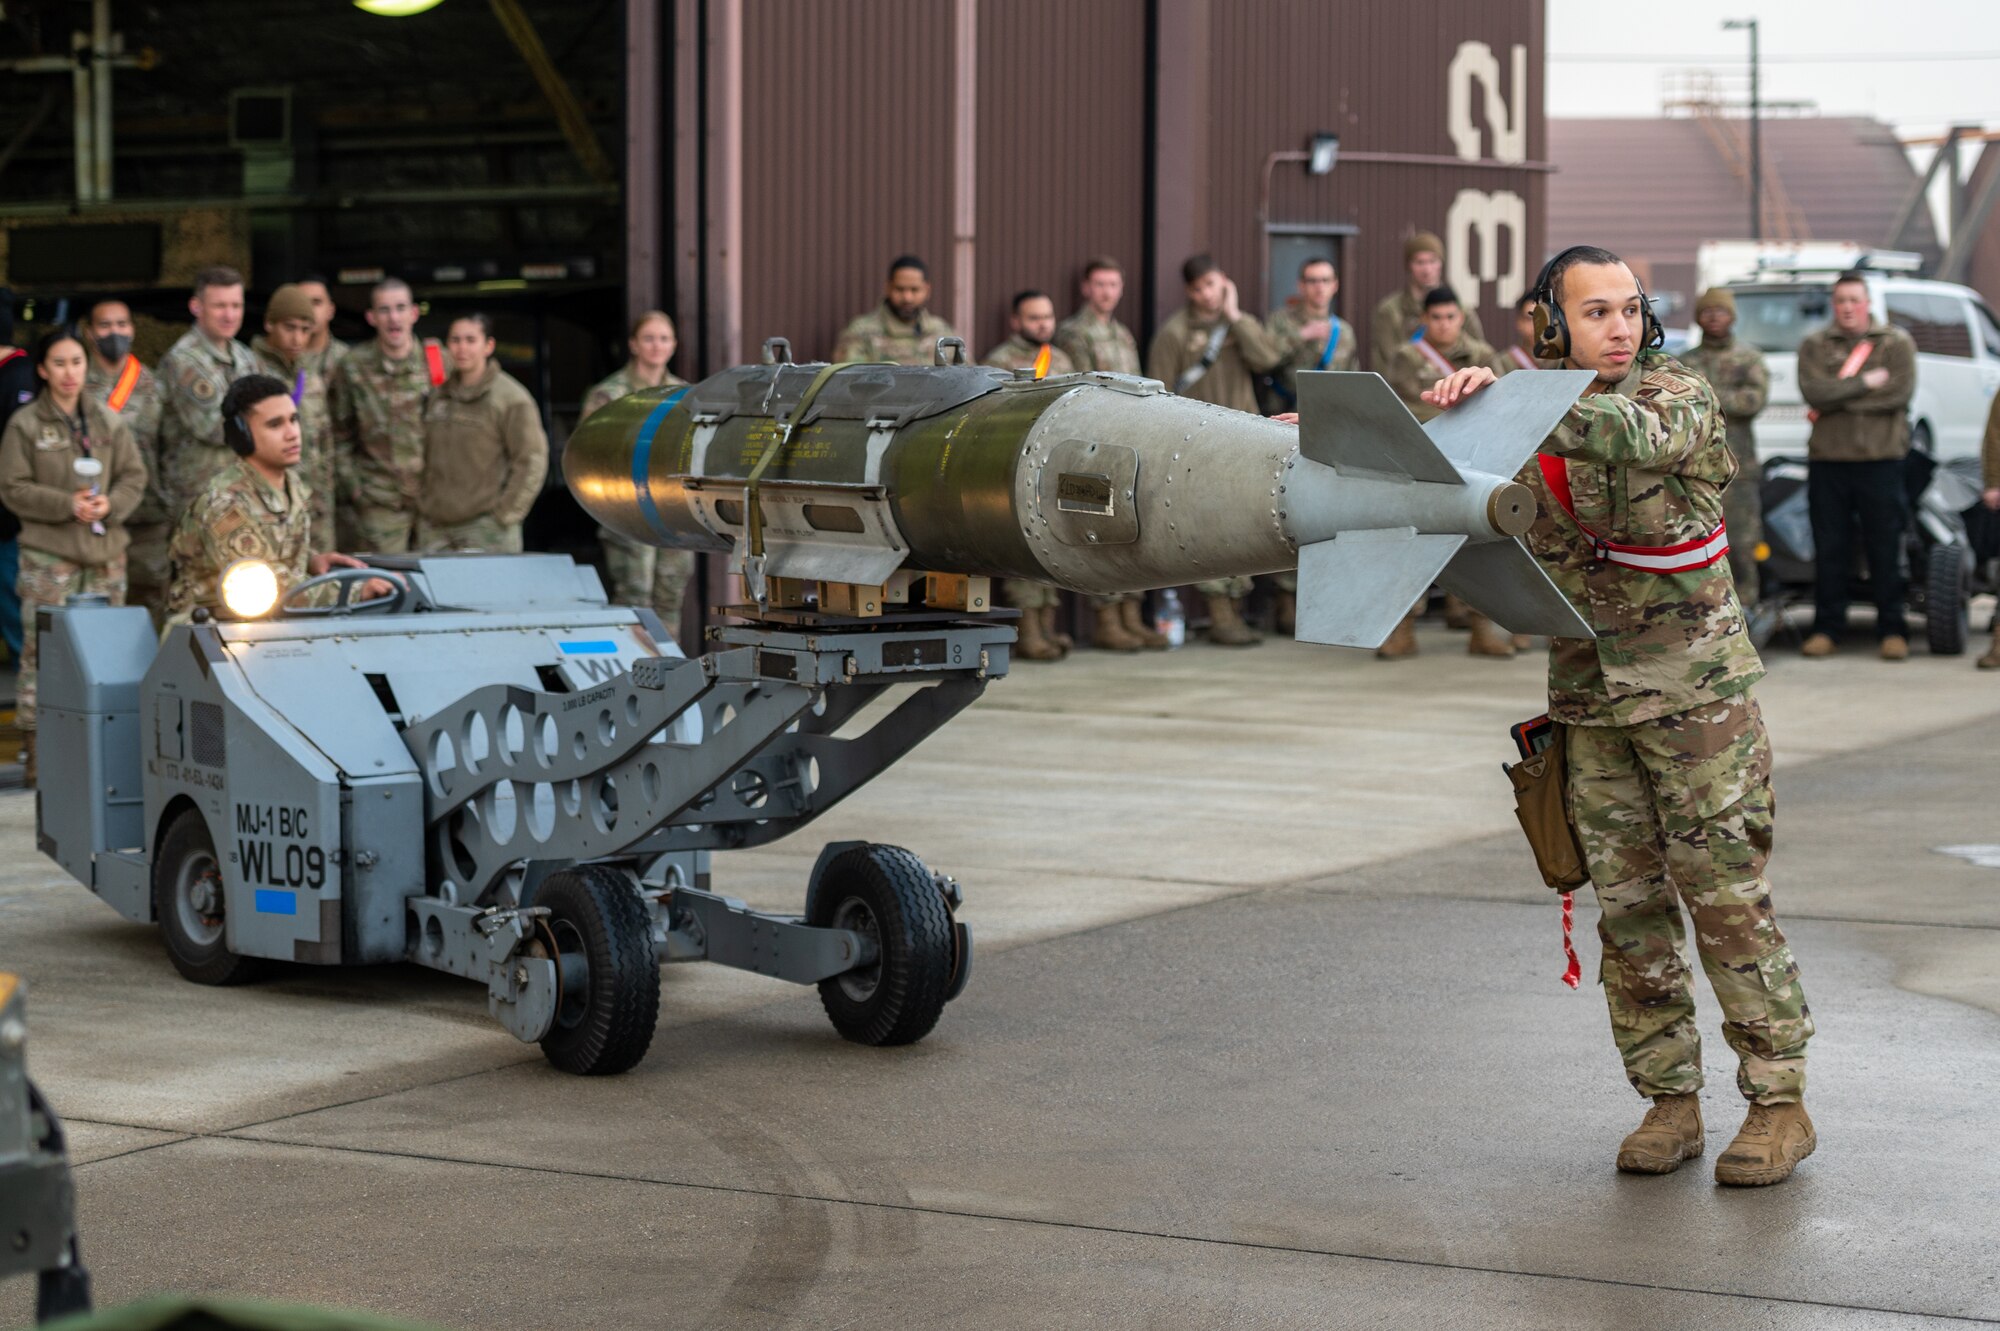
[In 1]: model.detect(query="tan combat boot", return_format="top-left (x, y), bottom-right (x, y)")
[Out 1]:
top-left (1013, 607), bottom-right (1065, 662)
top-left (1092, 600), bottom-right (1146, 652)
top-left (1800, 633), bottom-right (1836, 658)
top-left (1466, 614), bottom-right (1517, 658)
top-left (1041, 605), bottom-right (1074, 654)
top-left (1274, 590), bottom-right (1297, 635)
top-left (1714, 1101), bottom-right (1815, 1186)
top-left (1119, 598), bottom-right (1169, 650)
top-left (1879, 635), bottom-right (1909, 661)
top-left (1204, 595), bottom-right (1263, 647)
top-left (1443, 593), bottom-right (1473, 630)
top-left (1616, 1093), bottom-right (1704, 1174)
top-left (1376, 612), bottom-right (1419, 659)
top-left (1979, 620), bottom-right (2000, 670)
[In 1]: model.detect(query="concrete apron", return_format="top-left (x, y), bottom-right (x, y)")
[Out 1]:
top-left (3, 622), bottom-right (1998, 1326)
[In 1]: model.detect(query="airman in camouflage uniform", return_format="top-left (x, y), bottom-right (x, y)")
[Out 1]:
top-left (581, 334), bottom-right (694, 635)
top-left (0, 381), bottom-right (145, 748)
top-left (1263, 257), bottom-right (1359, 411)
top-left (1679, 288), bottom-right (1769, 610)
top-left (157, 266), bottom-right (260, 515)
top-left (1429, 246), bottom-right (1812, 1186)
top-left (1052, 260), bottom-right (1159, 647)
top-left (1369, 231), bottom-right (1487, 372)
top-left (83, 298), bottom-right (171, 625)
top-left (165, 457), bottom-right (312, 624)
top-left (328, 279), bottom-right (437, 554)
top-left (1492, 293), bottom-right (1551, 377)
top-left (832, 256), bottom-right (961, 366)
top-left (1054, 258), bottom-right (1142, 378)
top-left (981, 291), bottom-right (1109, 659)
top-left (252, 285), bottom-right (337, 551)
top-left (1149, 256), bottom-right (1286, 647)
top-left (417, 315), bottom-right (548, 553)
top-left (295, 276), bottom-right (350, 384)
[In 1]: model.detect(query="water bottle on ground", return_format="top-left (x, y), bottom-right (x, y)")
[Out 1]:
top-left (1155, 588), bottom-right (1186, 648)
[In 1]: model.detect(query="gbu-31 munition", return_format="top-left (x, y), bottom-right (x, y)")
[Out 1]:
top-left (566, 346), bottom-right (1596, 647)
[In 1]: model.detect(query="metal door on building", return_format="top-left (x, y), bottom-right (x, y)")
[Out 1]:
top-left (1264, 225), bottom-right (1357, 320)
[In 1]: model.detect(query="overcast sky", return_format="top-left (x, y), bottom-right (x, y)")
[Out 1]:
top-left (1545, 0), bottom-right (2000, 134)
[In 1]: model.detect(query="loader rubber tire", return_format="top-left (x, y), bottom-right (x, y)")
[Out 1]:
top-left (536, 865), bottom-right (661, 1076)
top-left (1926, 542), bottom-right (1969, 657)
top-left (806, 843), bottom-right (956, 1047)
top-left (154, 808), bottom-right (262, 986)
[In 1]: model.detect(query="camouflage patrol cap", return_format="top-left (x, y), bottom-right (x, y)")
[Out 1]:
top-left (1404, 231), bottom-right (1444, 263)
top-left (265, 284), bottom-right (315, 327)
top-left (1695, 287), bottom-right (1737, 316)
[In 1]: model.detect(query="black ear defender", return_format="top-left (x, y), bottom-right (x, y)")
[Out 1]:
top-left (226, 413), bottom-right (254, 456)
top-left (1530, 245), bottom-right (1666, 361)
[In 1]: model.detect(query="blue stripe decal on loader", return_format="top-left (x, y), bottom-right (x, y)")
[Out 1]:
top-left (559, 641), bottom-right (619, 655)
top-left (254, 890), bottom-right (297, 915)
top-left (632, 387), bottom-right (691, 542)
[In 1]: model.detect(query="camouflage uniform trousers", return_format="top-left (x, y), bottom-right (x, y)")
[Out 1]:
top-left (349, 502), bottom-right (418, 555)
top-left (16, 548), bottom-right (127, 731)
top-left (124, 522), bottom-right (173, 630)
top-left (1725, 457), bottom-right (1763, 610)
top-left (1001, 579), bottom-right (1060, 610)
top-left (1567, 692), bottom-right (1812, 1104)
top-left (599, 526), bottom-right (693, 626)
top-left (416, 516), bottom-right (522, 554)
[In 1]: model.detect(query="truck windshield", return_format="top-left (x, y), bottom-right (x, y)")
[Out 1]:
top-left (1731, 287), bottom-right (1830, 354)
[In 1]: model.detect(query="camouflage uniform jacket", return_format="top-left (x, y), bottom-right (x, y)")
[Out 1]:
top-left (0, 392), bottom-right (146, 564)
top-left (581, 364), bottom-right (687, 421)
top-left (157, 327), bottom-right (261, 512)
top-left (419, 366), bottom-right (548, 527)
top-left (831, 304), bottom-right (962, 366)
top-left (1145, 308), bottom-right (1287, 414)
top-left (85, 356), bottom-right (169, 525)
top-left (1679, 335), bottom-right (1769, 470)
top-left (1053, 310), bottom-right (1141, 375)
top-left (1521, 349), bottom-right (1763, 727)
top-left (1798, 321), bottom-right (1917, 462)
top-left (1386, 335), bottom-right (1497, 422)
top-left (1368, 288), bottom-right (1486, 373)
top-left (252, 335), bottom-right (336, 549)
top-left (165, 458), bottom-right (313, 623)
top-left (329, 337), bottom-right (439, 511)
top-left (1264, 300), bottom-right (1358, 399)
top-left (301, 337), bottom-right (349, 384)
top-left (1983, 392), bottom-right (2000, 491)
top-left (980, 335), bottom-right (1076, 377)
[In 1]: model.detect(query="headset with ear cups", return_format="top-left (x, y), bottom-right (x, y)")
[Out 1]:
top-left (226, 413), bottom-right (254, 456)
top-left (1529, 246), bottom-right (1666, 362)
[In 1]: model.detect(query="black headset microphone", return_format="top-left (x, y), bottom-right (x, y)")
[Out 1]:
top-left (1529, 245), bottom-right (1666, 362)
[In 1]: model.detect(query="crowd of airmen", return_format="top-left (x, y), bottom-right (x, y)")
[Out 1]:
top-left (4, 223), bottom-right (1965, 789)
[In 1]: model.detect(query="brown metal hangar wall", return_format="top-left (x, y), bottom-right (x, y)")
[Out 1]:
top-left (1199, 0), bottom-right (1547, 368)
top-left (970, 0), bottom-right (1148, 359)
top-left (736, 1), bottom-right (956, 363)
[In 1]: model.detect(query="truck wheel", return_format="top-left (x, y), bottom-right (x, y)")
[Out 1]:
top-left (154, 809), bottom-right (261, 985)
top-left (806, 844), bottom-right (955, 1047)
top-left (1927, 542), bottom-right (1970, 656)
top-left (536, 866), bottom-right (660, 1075)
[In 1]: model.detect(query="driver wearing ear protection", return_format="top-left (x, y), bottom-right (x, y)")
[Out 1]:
top-left (163, 373), bottom-right (394, 624)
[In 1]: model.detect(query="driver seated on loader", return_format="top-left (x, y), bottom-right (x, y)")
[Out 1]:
top-left (164, 373), bottom-right (396, 625)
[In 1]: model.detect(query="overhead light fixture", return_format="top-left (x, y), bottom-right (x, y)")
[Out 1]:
top-left (354, 0), bottom-right (446, 16)
top-left (1308, 133), bottom-right (1340, 176)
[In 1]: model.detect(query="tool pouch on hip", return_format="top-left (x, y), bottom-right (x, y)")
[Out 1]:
top-left (1505, 726), bottom-right (1591, 891)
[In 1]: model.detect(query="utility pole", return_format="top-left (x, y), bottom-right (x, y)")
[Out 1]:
top-left (1724, 18), bottom-right (1761, 240)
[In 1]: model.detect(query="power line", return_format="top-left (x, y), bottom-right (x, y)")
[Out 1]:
top-left (1548, 51), bottom-right (2000, 64)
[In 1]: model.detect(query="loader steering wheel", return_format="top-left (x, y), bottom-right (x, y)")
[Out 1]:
top-left (279, 566), bottom-right (410, 617)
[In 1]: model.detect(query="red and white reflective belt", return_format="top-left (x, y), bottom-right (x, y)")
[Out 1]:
top-left (1414, 338), bottom-right (1456, 377)
top-left (1538, 455), bottom-right (1730, 574)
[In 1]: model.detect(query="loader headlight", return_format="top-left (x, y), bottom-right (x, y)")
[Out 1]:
top-left (220, 560), bottom-right (281, 619)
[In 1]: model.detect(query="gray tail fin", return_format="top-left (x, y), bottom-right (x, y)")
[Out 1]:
top-left (1292, 529), bottom-right (1467, 649)
top-left (1290, 368), bottom-right (1599, 648)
